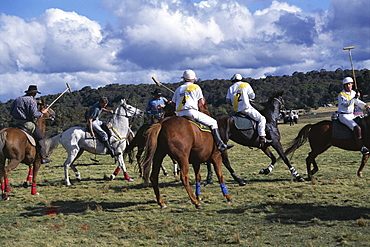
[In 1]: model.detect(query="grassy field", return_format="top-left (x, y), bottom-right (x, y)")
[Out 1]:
top-left (1, 106), bottom-right (370, 247)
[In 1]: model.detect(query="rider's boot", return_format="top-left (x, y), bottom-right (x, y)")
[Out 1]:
top-left (354, 126), bottom-right (369, 155)
top-left (103, 140), bottom-right (116, 158)
top-left (211, 128), bottom-right (234, 152)
top-left (39, 139), bottom-right (52, 164)
top-left (259, 136), bottom-right (272, 149)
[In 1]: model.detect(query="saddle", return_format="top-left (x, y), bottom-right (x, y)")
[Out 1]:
top-left (181, 116), bottom-right (211, 132)
top-left (332, 117), bottom-right (364, 139)
top-left (85, 123), bottom-right (112, 142)
top-left (15, 126), bottom-right (37, 146)
top-left (232, 112), bottom-right (256, 130)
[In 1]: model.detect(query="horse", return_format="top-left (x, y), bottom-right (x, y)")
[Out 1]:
top-left (0, 99), bottom-right (55, 200)
top-left (123, 101), bottom-right (178, 178)
top-left (204, 91), bottom-right (305, 186)
top-left (47, 99), bottom-right (143, 186)
top-left (142, 116), bottom-right (234, 209)
top-left (283, 110), bottom-right (370, 180)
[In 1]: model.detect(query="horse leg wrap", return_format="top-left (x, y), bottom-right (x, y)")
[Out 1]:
top-left (195, 182), bottom-right (201, 196)
top-left (113, 166), bottom-right (121, 176)
top-left (220, 183), bottom-right (229, 195)
top-left (289, 167), bottom-right (300, 178)
top-left (27, 169), bottom-right (33, 182)
top-left (1, 183), bottom-right (5, 192)
top-left (31, 183), bottom-right (37, 195)
top-left (124, 172), bottom-right (131, 180)
top-left (4, 178), bottom-right (10, 193)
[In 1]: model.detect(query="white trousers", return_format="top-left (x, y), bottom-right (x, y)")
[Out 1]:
top-left (239, 108), bottom-right (266, 136)
top-left (177, 109), bottom-right (218, 129)
top-left (338, 113), bottom-right (357, 131)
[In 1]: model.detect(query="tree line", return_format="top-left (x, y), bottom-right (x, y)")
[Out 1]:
top-left (1, 68), bottom-right (369, 135)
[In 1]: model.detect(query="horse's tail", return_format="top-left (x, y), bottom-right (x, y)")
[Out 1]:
top-left (284, 124), bottom-right (313, 156)
top-left (0, 130), bottom-right (7, 163)
top-left (124, 136), bottom-right (138, 164)
top-left (142, 123), bottom-right (162, 185)
top-left (45, 134), bottom-right (61, 156)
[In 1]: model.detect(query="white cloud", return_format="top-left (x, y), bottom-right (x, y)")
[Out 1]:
top-left (0, 0), bottom-right (369, 102)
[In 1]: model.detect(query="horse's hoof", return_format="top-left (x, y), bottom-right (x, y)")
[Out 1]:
top-left (110, 174), bottom-right (116, 181)
top-left (259, 169), bottom-right (270, 175)
top-left (1, 194), bottom-right (9, 201)
top-left (163, 171), bottom-right (169, 176)
top-left (195, 204), bottom-right (203, 209)
top-left (125, 177), bottom-right (134, 182)
top-left (160, 204), bottom-right (167, 209)
top-left (297, 177), bottom-right (305, 182)
top-left (23, 182), bottom-right (29, 188)
top-left (238, 181), bottom-right (246, 186)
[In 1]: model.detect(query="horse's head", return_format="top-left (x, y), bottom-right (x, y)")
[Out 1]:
top-left (163, 101), bottom-right (176, 117)
top-left (272, 91), bottom-right (285, 111)
top-left (117, 99), bottom-right (144, 118)
top-left (36, 98), bottom-right (55, 120)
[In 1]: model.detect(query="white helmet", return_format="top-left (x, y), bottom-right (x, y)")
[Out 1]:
top-left (342, 77), bottom-right (354, 85)
top-left (231, 73), bottom-right (242, 81)
top-left (182, 70), bottom-right (196, 81)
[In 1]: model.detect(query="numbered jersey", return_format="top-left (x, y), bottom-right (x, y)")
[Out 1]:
top-left (172, 82), bottom-right (203, 112)
top-left (226, 81), bottom-right (255, 112)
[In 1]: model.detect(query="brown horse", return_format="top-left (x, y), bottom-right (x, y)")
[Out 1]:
top-left (0, 100), bottom-right (54, 200)
top-left (124, 101), bottom-right (178, 178)
top-left (284, 113), bottom-right (370, 180)
top-left (142, 116), bottom-right (233, 209)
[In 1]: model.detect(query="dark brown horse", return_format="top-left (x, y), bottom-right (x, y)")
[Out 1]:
top-left (283, 112), bottom-right (370, 180)
top-left (142, 115), bottom-right (233, 209)
top-left (0, 100), bottom-right (54, 200)
top-left (204, 92), bottom-right (305, 186)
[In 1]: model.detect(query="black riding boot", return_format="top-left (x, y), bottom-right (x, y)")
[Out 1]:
top-left (354, 126), bottom-right (369, 155)
top-left (39, 139), bottom-right (52, 164)
top-left (103, 140), bottom-right (116, 158)
top-left (212, 128), bottom-right (234, 152)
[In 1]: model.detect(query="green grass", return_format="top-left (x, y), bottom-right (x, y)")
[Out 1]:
top-left (1, 106), bottom-right (370, 246)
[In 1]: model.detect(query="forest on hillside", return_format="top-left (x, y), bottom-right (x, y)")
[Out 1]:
top-left (1, 68), bottom-right (369, 135)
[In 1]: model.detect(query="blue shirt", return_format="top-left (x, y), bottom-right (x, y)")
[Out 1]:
top-left (86, 102), bottom-right (103, 121)
top-left (10, 95), bottom-right (43, 121)
top-left (146, 97), bottom-right (167, 116)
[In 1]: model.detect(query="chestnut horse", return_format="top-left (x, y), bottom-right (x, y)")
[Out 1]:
top-left (284, 112), bottom-right (370, 180)
top-left (0, 100), bottom-right (54, 200)
top-left (142, 115), bottom-right (233, 209)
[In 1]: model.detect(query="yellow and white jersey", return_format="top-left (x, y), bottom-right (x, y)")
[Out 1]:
top-left (172, 82), bottom-right (203, 112)
top-left (337, 89), bottom-right (366, 114)
top-left (226, 81), bottom-right (255, 112)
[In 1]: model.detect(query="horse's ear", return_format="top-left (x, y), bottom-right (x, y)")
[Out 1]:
top-left (121, 99), bottom-right (126, 105)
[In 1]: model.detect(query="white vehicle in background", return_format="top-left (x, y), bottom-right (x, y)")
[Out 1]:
top-left (284, 110), bottom-right (298, 124)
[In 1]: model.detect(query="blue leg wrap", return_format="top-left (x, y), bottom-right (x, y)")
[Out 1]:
top-left (196, 182), bottom-right (201, 196)
top-left (220, 183), bottom-right (229, 195)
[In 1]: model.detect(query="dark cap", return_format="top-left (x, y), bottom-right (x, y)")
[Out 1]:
top-left (151, 88), bottom-right (162, 96)
top-left (25, 85), bottom-right (41, 94)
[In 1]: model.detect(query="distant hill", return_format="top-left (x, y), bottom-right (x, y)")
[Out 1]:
top-left (1, 68), bottom-right (369, 135)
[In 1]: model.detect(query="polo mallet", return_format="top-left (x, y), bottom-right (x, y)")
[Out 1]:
top-left (151, 77), bottom-right (175, 93)
top-left (46, 83), bottom-right (72, 109)
top-left (343, 46), bottom-right (357, 90)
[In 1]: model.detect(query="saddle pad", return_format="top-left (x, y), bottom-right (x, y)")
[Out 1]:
top-left (232, 116), bottom-right (254, 130)
top-left (188, 120), bottom-right (211, 133)
top-left (19, 129), bottom-right (36, 146)
top-left (332, 120), bottom-right (353, 139)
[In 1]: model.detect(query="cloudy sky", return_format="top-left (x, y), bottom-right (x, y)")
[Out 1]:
top-left (0, 0), bottom-right (369, 102)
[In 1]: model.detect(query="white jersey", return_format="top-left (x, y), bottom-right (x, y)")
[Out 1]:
top-left (172, 82), bottom-right (203, 112)
top-left (337, 89), bottom-right (366, 114)
top-left (226, 81), bottom-right (255, 112)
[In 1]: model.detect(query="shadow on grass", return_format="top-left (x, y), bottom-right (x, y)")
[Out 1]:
top-left (19, 199), bottom-right (156, 217)
top-left (217, 202), bottom-right (370, 224)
